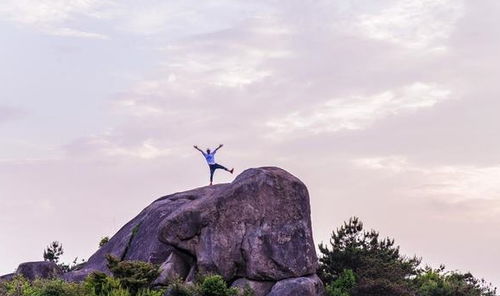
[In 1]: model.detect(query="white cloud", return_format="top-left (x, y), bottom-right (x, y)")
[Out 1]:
top-left (49, 27), bottom-right (108, 39)
top-left (266, 82), bottom-right (451, 136)
top-left (357, 0), bottom-right (465, 49)
top-left (105, 139), bottom-right (171, 159)
top-left (65, 134), bottom-right (171, 160)
top-left (0, 0), bottom-right (110, 38)
top-left (354, 156), bottom-right (500, 203)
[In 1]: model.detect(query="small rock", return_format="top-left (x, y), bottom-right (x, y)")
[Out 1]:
top-left (0, 273), bottom-right (15, 282)
top-left (266, 274), bottom-right (325, 296)
top-left (16, 261), bottom-right (62, 280)
top-left (231, 278), bottom-right (275, 296)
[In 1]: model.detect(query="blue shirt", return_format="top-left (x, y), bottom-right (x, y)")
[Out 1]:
top-left (204, 152), bottom-right (216, 165)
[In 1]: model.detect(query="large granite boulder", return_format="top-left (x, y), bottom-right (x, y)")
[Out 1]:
top-left (159, 167), bottom-right (318, 281)
top-left (59, 167), bottom-right (322, 295)
top-left (15, 261), bottom-right (62, 280)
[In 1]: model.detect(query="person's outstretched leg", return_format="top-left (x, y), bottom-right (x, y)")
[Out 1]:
top-left (215, 163), bottom-right (234, 174)
top-left (209, 164), bottom-right (234, 185)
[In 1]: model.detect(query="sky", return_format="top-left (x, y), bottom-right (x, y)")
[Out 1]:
top-left (1, 0), bottom-right (499, 288)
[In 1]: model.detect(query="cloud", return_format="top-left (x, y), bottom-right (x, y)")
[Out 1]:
top-left (49, 27), bottom-right (108, 39)
top-left (356, 0), bottom-right (465, 50)
top-left (0, 0), bottom-right (110, 38)
top-left (65, 134), bottom-right (171, 160)
top-left (266, 82), bottom-right (451, 136)
top-left (354, 156), bottom-right (500, 204)
top-left (113, 1), bottom-right (269, 36)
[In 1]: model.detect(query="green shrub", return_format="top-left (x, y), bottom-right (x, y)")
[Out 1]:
top-left (105, 255), bottom-right (160, 295)
top-left (33, 279), bottom-right (83, 296)
top-left (135, 288), bottom-right (164, 296)
top-left (0, 267), bottom-right (237, 296)
top-left (99, 237), bottom-right (110, 248)
top-left (199, 275), bottom-right (237, 296)
top-left (165, 279), bottom-right (196, 296)
top-left (325, 269), bottom-right (356, 296)
top-left (105, 287), bottom-right (130, 296)
top-left (85, 271), bottom-right (120, 296)
top-left (1, 275), bottom-right (35, 296)
top-left (0, 276), bottom-right (88, 296)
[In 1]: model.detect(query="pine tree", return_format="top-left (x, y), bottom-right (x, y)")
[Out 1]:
top-left (43, 241), bottom-right (64, 263)
top-left (318, 217), bottom-right (420, 296)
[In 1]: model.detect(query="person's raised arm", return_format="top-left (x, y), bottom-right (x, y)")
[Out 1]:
top-left (193, 145), bottom-right (205, 155)
top-left (213, 144), bottom-right (223, 154)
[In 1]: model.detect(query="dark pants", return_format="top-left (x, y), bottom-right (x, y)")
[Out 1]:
top-left (209, 163), bottom-right (228, 183)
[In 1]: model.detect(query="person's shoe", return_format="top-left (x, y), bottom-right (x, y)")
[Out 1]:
top-left (209, 182), bottom-right (213, 186)
top-left (230, 168), bottom-right (234, 174)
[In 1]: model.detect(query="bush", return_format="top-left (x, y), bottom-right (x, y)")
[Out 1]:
top-left (0, 275), bottom-right (87, 296)
top-left (85, 271), bottom-right (120, 296)
top-left (0, 275), bottom-right (35, 296)
top-left (32, 279), bottom-right (87, 296)
top-left (99, 237), bottom-right (110, 248)
top-left (0, 264), bottom-right (235, 296)
top-left (165, 279), bottom-right (197, 296)
top-left (105, 255), bottom-right (160, 295)
top-left (199, 275), bottom-right (237, 296)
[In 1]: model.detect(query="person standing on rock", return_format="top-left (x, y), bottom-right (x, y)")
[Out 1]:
top-left (194, 144), bottom-right (234, 185)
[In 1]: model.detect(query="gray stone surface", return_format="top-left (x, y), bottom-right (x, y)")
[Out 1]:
top-left (231, 278), bottom-right (275, 296)
top-left (0, 273), bottom-right (15, 282)
top-left (65, 185), bottom-right (223, 280)
top-left (266, 274), bottom-right (325, 296)
top-left (153, 250), bottom-right (194, 285)
top-left (15, 261), bottom-right (62, 280)
top-left (35, 167), bottom-right (322, 295)
top-left (160, 167), bottom-right (318, 281)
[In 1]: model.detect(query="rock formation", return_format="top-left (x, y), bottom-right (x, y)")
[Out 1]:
top-left (7, 167), bottom-right (324, 296)
top-left (0, 261), bottom-right (62, 282)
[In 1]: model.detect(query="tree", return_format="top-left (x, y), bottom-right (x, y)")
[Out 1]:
top-left (43, 241), bottom-right (64, 264)
top-left (414, 266), bottom-right (497, 296)
top-left (319, 218), bottom-right (497, 296)
top-left (325, 269), bottom-right (356, 296)
top-left (318, 217), bottom-right (421, 296)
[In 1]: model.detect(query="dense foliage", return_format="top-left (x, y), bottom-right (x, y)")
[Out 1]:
top-left (4, 217), bottom-right (497, 296)
top-left (105, 255), bottom-right (160, 295)
top-left (198, 275), bottom-right (237, 296)
top-left (414, 266), bottom-right (497, 296)
top-left (319, 217), bottom-right (497, 296)
top-left (0, 274), bottom-right (241, 296)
